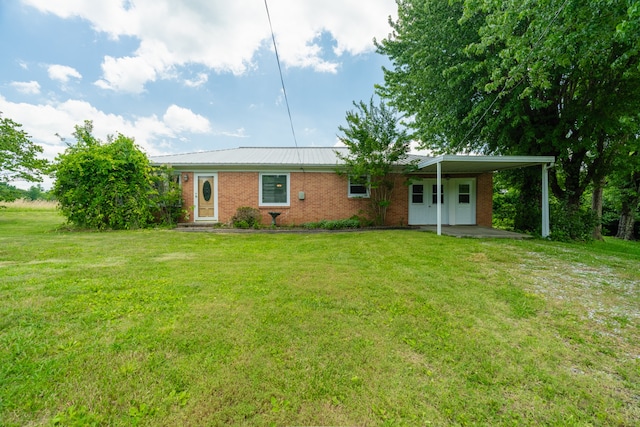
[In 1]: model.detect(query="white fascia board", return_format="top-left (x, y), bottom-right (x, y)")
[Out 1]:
top-left (417, 155), bottom-right (555, 171)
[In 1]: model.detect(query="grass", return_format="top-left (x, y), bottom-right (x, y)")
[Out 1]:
top-left (1, 207), bottom-right (638, 426)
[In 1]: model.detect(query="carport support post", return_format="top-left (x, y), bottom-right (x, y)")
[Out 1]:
top-left (541, 163), bottom-right (551, 238)
top-left (437, 161), bottom-right (442, 236)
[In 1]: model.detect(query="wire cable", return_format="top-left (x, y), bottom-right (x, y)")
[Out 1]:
top-left (264, 0), bottom-right (302, 165)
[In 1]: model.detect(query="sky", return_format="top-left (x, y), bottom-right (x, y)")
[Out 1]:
top-left (0, 0), bottom-right (403, 189)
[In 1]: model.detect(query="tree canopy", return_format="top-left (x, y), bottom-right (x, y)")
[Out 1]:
top-left (377, 0), bottom-right (640, 213)
top-left (0, 115), bottom-right (48, 196)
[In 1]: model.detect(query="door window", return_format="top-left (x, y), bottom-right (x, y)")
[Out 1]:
top-left (412, 184), bottom-right (424, 204)
top-left (458, 183), bottom-right (470, 204)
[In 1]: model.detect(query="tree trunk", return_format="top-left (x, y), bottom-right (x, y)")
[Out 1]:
top-left (591, 177), bottom-right (605, 240)
top-left (616, 208), bottom-right (636, 240)
top-left (615, 171), bottom-right (640, 240)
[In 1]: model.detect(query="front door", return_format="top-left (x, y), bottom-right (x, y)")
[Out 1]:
top-left (195, 174), bottom-right (217, 221)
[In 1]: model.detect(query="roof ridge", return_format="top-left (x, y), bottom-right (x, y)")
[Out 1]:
top-left (237, 146), bottom-right (345, 149)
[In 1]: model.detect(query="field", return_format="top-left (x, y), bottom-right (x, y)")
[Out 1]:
top-left (1, 205), bottom-right (638, 426)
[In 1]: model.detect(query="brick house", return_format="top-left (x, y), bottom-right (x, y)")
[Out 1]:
top-left (150, 147), bottom-right (554, 234)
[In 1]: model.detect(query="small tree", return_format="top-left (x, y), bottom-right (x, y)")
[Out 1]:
top-left (0, 115), bottom-right (49, 201)
top-left (336, 98), bottom-right (414, 225)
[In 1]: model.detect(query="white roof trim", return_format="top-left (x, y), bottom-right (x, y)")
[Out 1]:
top-left (417, 155), bottom-right (555, 173)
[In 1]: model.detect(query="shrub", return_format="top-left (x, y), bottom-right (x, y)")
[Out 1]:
top-left (549, 199), bottom-right (597, 242)
top-left (231, 207), bottom-right (261, 228)
top-left (53, 123), bottom-right (155, 230)
top-left (150, 166), bottom-right (185, 226)
top-left (300, 218), bottom-right (361, 230)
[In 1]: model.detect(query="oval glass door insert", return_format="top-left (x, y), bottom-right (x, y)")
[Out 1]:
top-left (202, 181), bottom-right (212, 201)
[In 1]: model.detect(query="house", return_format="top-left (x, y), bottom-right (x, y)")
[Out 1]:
top-left (149, 147), bottom-right (554, 235)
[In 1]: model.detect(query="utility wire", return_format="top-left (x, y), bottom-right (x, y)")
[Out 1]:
top-left (264, 0), bottom-right (302, 165)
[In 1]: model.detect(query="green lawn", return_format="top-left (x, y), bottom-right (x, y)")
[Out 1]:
top-left (1, 207), bottom-right (638, 426)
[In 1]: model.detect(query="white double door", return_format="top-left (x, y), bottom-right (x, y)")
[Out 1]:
top-left (408, 178), bottom-right (475, 225)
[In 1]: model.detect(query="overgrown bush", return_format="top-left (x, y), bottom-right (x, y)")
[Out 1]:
top-left (231, 207), bottom-right (261, 228)
top-left (151, 167), bottom-right (185, 226)
top-left (549, 198), bottom-right (598, 242)
top-left (53, 121), bottom-right (182, 230)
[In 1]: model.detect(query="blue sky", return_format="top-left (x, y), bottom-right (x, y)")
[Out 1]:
top-left (1, 0), bottom-right (401, 188)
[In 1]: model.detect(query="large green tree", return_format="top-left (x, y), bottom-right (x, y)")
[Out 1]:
top-left (377, 0), bottom-right (640, 218)
top-left (0, 115), bottom-right (48, 200)
top-left (336, 98), bottom-right (414, 225)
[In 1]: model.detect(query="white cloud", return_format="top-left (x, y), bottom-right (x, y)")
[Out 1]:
top-left (10, 81), bottom-right (41, 95)
top-left (162, 104), bottom-right (211, 134)
top-left (184, 72), bottom-right (208, 88)
top-left (47, 64), bottom-right (82, 83)
top-left (220, 128), bottom-right (248, 138)
top-left (94, 54), bottom-right (158, 93)
top-left (22, 0), bottom-right (396, 92)
top-left (0, 95), bottom-right (213, 158)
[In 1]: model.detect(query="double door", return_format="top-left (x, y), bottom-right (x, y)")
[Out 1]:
top-left (408, 178), bottom-right (475, 225)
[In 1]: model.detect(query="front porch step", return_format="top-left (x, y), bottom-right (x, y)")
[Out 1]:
top-left (175, 222), bottom-right (219, 229)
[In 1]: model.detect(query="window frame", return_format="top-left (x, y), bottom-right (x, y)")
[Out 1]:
top-left (348, 175), bottom-right (370, 198)
top-left (259, 172), bottom-right (290, 207)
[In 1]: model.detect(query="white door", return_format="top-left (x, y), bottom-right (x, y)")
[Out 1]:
top-left (194, 174), bottom-right (218, 221)
top-left (408, 181), bottom-right (428, 225)
top-left (426, 179), bottom-right (449, 225)
top-left (451, 179), bottom-right (476, 225)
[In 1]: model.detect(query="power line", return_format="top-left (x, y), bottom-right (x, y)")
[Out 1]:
top-left (263, 0), bottom-right (302, 164)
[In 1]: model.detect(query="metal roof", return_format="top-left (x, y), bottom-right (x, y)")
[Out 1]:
top-left (150, 147), bottom-right (428, 169)
top-left (149, 147), bottom-right (554, 173)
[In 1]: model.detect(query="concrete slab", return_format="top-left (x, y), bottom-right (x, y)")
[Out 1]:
top-left (420, 225), bottom-right (532, 239)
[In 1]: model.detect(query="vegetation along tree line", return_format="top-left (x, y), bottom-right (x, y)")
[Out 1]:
top-left (1, 0), bottom-right (639, 239)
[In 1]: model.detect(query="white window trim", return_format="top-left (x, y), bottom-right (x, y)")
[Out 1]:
top-left (259, 172), bottom-right (290, 207)
top-left (348, 175), bottom-right (370, 198)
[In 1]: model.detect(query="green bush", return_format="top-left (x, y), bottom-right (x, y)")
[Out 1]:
top-left (231, 207), bottom-right (261, 228)
top-left (301, 218), bottom-right (361, 230)
top-left (150, 167), bottom-right (185, 226)
top-left (52, 121), bottom-right (182, 230)
top-left (549, 198), bottom-right (597, 242)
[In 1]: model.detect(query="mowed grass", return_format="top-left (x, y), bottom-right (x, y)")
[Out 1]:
top-left (1, 207), bottom-right (638, 426)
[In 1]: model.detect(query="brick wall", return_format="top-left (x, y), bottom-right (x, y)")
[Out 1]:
top-left (181, 172), bottom-right (194, 222)
top-left (179, 170), bottom-right (493, 227)
top-left (476, 173), bottom-right (493, 227)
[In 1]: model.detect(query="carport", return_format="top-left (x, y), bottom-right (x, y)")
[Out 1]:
top-left (417, 155), bottom-right (555, 237)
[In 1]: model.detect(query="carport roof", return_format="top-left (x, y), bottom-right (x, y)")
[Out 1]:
top-left (417, 154), bottom-right (555, 174)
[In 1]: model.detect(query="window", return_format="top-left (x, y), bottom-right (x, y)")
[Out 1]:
top-left (349, 175), bottom-right (370, 198)
top-left (412, 184), bottom-right (424, 204)
top-left (260, 173), bottom-right (289, 206)
top-left (458, 183), bottom-right (470, 204)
